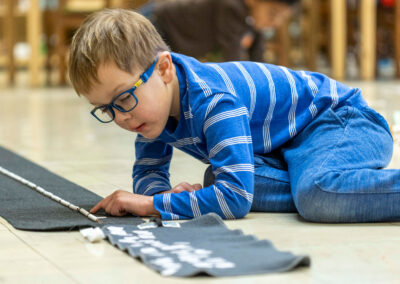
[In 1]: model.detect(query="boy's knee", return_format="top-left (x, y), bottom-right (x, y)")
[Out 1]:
top-left (294, 179), bottom-right (346, 223)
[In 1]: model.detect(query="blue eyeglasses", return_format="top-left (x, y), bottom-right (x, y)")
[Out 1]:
top-left (90, 58), bottom-right (158, 123)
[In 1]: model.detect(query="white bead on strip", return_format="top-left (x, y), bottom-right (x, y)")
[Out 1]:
top-left (0, 166), bottom-right (102, 224)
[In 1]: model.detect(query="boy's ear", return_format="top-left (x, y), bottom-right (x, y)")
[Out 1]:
top-left (157, 51), bottom-right (174, 84)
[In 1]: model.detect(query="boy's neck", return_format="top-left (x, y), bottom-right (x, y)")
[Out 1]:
top-left (169, 63), bottom-right (180, 121)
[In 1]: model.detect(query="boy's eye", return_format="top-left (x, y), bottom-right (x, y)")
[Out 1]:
top-left (119, 93), bottom-right (131, 102)
top-left (100, 106), bottom-right (108, 113)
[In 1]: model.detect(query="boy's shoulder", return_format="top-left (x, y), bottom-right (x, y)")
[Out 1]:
top-left (171, 52), bottom-right (288, 99)
top-left (171, 52), bottom-right (263, 90)
top-left (172, 52), bottom-right (242, 102)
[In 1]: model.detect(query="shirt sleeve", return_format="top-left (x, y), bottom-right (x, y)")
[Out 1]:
top-left (132, 135), bottom-right (173, 196)
top-left (153, 95), bottom-right (254, 220)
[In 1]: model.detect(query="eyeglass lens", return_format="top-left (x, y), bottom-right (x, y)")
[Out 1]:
top-left (93, 92), bottom-right (137, 122)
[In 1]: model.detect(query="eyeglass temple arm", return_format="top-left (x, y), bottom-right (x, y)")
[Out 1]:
top-left (139, 58), bottom-right (158, 83)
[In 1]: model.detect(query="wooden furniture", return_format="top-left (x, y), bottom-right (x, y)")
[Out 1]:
top-left (301, 0), bottom-right (321, 71)
top-left (47, 0), bottom-right (145, 85)
top-left (396, 0), bottom-right (400, 77)
top-left (331, 0), bottom-right (347, 81)
top-left (4, 0), bottom-right (15, 85)
top-left (52, 0), bottom-right (111, 85)
top-left (262, 5), bottom-right (296, 67)
top-left (3, 0), bottom-right (42, 87)
top-left (303, 0), bottom-right (379, 81)
top-left (360, 0), bottom-right (376, 81)
top-left (28, 0), bottom-right (41, 87)
top-left (331, 0), bottom-right (377, 81)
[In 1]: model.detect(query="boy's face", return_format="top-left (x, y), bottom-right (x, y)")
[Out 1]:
top-left (84, 53), bottom-right (177, 139)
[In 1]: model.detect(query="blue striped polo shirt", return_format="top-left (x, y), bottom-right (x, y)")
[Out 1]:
top-left (133, 52), bottom-right (366, 220)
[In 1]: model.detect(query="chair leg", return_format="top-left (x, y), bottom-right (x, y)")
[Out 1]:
top-left (5, 0), bottom-right (15, 85)
top-left (57, 26), bottom-right (67, 86)
top-left (396, 0), bottom-right (400, 78)
top-left (301, 0), bottom-right (319, 71)
top-left (43, 10), bottom-right (53, 86)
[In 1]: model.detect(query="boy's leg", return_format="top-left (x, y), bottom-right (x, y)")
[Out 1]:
top-left (251, 152), bottom-right (296, 212)
top-left (203, 151), bottom-right (297, 213)
top-left (283, 105), bottom-right (400, 222)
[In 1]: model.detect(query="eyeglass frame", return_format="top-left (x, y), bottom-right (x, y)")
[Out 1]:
top-left (90, 58), bottom-right (158, 123)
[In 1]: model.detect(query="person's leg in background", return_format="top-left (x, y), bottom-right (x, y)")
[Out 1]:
top-left (136, 0), bottom-right (157, 20)
top-left (203, 150), bottom-right (297, 213)
top-left (283, 102), bottom-right (400, 223)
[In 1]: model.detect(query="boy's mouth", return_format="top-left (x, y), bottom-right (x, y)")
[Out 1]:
top-left (132, 123), bottom-right (145, 132)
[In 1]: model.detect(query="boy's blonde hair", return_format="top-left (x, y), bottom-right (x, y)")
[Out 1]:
top-left (68, 8), bottom-right (170, 95)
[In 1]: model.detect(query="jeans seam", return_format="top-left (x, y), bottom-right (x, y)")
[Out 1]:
top-left (254, 173), bottom-right (289, 183)
top-left (315, 107), bottom-right (355, 177)
top-left (360, 106), bottom-right (393, 138)
top-left (314, 171), bottom-right (400, 194)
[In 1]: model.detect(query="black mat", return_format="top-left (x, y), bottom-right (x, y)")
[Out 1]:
top-left (103, 213), bottom-right (311, 277)
top-left (0, 146), bottom-right (143, 231)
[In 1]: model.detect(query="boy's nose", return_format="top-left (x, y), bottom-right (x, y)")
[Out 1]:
top-left (113, 109), bottom-right (131, 124)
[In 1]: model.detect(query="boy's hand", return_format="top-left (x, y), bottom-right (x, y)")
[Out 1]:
top-left (90, 190), bottom-right (160, 217)
top-left (162, 182), bottom-right (202, 194)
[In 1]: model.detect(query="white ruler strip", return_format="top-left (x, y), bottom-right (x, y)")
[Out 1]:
top-left (0, 166), bottom-right (101, 224)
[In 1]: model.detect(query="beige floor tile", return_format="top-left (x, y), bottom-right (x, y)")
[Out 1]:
top-left (0, 225), bottom-right (73, 283)
top-left (1, 80), bottom-right (400, 283)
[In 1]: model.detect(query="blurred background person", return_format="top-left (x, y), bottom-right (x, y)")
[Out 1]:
top-left (138, 0), bottom-right (297, 62)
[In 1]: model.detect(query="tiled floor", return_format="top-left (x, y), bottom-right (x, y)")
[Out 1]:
top-left (1, 80), bottom-right (400, 283)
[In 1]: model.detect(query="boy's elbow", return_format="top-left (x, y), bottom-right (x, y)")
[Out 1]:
top-left (229, 200), bottom-right (251, 219)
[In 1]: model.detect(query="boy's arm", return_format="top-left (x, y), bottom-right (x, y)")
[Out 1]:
top-left (153, 96), bottom-right (254, 220)
top-left (132, 135), bottom-right (173, 195)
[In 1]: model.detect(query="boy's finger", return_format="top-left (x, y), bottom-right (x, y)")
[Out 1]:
top-left (90, 200), bottom-right (103, 213)
top-left (193, 183), bottom-right (202, 190)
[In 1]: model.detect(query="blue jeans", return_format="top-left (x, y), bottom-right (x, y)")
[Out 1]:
top-left (204, 105), bottom-right (399, 223)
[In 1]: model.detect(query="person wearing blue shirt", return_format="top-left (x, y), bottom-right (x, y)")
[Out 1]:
top-left (69, 9), bottom-right (398, 223)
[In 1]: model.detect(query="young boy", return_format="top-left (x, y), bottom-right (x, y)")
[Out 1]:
top-left (69, 9), bottom-right (398, 223)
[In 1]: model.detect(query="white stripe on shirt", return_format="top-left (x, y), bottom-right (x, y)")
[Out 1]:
top-left (135, 155), bottom-right (172, 166)
top-left (280, 67), bottom-right (298, 138)
top-left (203, 107), bottom-right (249, 133)
top-left (214, 163), bottom-right (254, 176)
top-left (136, 136), bottom-right (158, 143)
top-left (213, 185), bottom-right (235, 219)
top-left (189, 191), bottom-right (201, 217)
top-left (330, 78), bottom-right (339, 108)
top-left (204, 93), bottom-right (224, 119)
top-left (216, 180), bottom-right (253, 204)
top-left (209, 136), bottom-right (252, 159)
top-left (143, 181), bottom-right (164, 195)
top-left (209, 64), bottom-right (237, 97)
top-left (169, 137), bottom-right (201, 148)
top-left (163, 193), bottom-right (180, 220)
top-left (184, 106), bottom-right (193, 119)
top-left (300, 71), bottom-right (318, 118)
top-left (234, 62), bottom-right (256, 118)
top-left (134, 173), bottom-right (167, 193)
top-left (256, 63), bottom-right (276, 153)
top-left (190, 68), bottom-right (212, 97)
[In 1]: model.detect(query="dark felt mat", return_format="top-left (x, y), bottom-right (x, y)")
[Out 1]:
top-left (0, 146), bottom-right (143, 231)
top-left (103, 213), bottom-right (311, 277)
